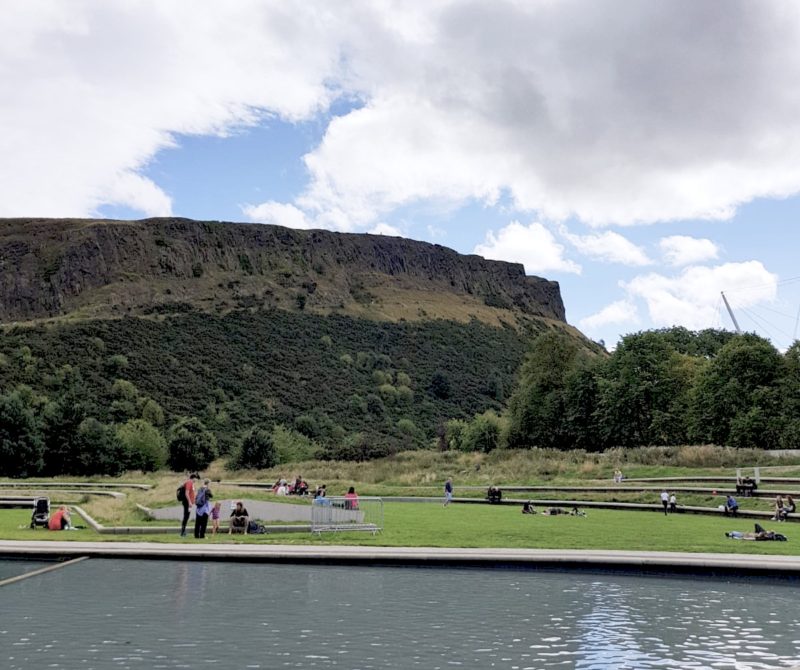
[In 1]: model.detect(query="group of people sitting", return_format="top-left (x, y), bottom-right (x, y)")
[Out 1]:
top-left (272, 476), bottom-right (309, 496)
top-left (735, 476), bottom-right (758, 497)
top-left (310, 484), bottom-right (360, 509)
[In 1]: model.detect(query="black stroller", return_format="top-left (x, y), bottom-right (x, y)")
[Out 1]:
top-left (30, 497), bottom-right (50, 529)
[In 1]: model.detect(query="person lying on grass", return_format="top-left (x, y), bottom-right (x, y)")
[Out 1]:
top-left (541, 507), bottom-right (586, 517)
top-left (725, 523), bottom-right (787, 541)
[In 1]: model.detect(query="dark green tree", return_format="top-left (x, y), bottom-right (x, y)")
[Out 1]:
top-left (506, 330), bottom-right (584, 449)
top-left (0, 387), bottom-right (44, 477)
top-left (689, 334), bottom-right (782, 447)
top-left (167, 417), bottom-right (218, 471)
top-left (233, 427), bottom-right (277, 469)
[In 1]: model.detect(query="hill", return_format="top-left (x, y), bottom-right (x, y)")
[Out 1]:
top-left (0, 217), bottom-right (565, 326)
top-left (0, 217), bottom-right (599, 472)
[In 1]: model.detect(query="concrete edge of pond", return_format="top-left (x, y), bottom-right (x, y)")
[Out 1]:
top-left (1, 540), bottom-right (799, 577)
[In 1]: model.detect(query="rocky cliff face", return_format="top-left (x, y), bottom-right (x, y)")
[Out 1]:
top-left (0, 217), bottom-right (566, 324)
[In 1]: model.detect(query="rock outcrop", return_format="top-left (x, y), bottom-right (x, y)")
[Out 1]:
top-left (0, 217), bottom-right (566, 324)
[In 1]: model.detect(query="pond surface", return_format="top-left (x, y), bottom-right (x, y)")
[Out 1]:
top-left (0, 559), bottom-right (51, 582)
top-left (1, 559), bottom-right (799, 669)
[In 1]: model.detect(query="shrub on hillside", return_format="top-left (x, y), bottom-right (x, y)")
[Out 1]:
top-left (117, 419), bottom-right (167, 472)
top-left (321, 432), bottom-right (394, 461)
top-left (232, 427), bottom-right (277, 470)
top-left (167, 417), bottom-right (218, 471)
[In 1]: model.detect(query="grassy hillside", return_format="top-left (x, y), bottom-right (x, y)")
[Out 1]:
top-left (0, 309), bottom-right (568, 453)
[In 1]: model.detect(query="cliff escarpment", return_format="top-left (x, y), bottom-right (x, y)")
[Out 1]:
top-left (0, 217), bottom-right (566, 325)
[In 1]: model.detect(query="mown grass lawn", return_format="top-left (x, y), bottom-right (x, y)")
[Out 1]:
top-left (2, 503), bottom-right (799, 557)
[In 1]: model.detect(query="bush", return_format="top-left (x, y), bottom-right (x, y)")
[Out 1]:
top-left (461, 411), bottom-right (506, 453)
top-left (429, 370), bottom-right (451, 399)
top-left (272, 424), bottom-right (319, 463)
top-left (75, 417), bottom-right (128, 475)
top-left (444, 418), bottom-right (468, 451)
top-left (232, 427), bottom-right (277, 470)
top-left (322, 432), bottom-right (393, 461)
top-left (167, 417), bottom-right (218, 471)
top-left (396, 385), bottom-right (414, 404)
top-left (117, 419), bottom-right (167, 471)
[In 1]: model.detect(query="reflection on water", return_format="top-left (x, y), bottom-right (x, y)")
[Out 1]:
top-left (0, 559), bottom-right (799, 669)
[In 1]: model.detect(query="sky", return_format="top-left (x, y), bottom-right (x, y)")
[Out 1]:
top-left (3, 1), bottom-right (800, 349)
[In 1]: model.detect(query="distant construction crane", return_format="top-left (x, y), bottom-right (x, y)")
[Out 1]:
top-left (721, 291), bottom-right (742, 334)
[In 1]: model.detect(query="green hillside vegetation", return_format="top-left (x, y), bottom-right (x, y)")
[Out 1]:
top-left (0, 308), bottom-right (561, 476)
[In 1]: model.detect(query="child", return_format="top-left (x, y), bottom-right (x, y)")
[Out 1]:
top-left (211, 501), bottom-right (221, 536)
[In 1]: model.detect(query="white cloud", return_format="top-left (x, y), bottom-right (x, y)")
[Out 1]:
top-left (579, 300), bottom-right (639, 332)
top-left (623, 261), bottom-right (778, 330)
top-left (242, 201), bottom-right (313, 229)
top-left (474, 221), bottom-right (581, 275)
top-left (5, 2), bottom-right (800, 228)
top-left (561, 228), bottom-right (651, 266)
top-left (369, 222), bottom-right (402, 236)
top-left (0, 1), bottom-right (347, 217)
top-left (659, 235), bottom-right (720, 266)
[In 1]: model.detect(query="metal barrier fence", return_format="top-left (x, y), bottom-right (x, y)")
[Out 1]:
top-left (310, 496), bottom-right (383, 535)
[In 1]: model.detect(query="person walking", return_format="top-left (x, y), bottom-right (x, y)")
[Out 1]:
top-left (660, 490), bottom-right (669, 516)
top-left (193, 479), bottom-right (213, 539)
top-left (444, 478), bottom-right (453, 507)
top-left (179, 473), bottom-right (199, 537)
top-left (669, 493), bottom-right (677, 514)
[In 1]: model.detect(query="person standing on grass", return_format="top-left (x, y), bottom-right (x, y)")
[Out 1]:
top-left (179, 473), bottom-right (199, 537)
top-left (444, 478), bottom-right (453, 507)
top-left (669, 493), bottom-right (677, 513)
top-left (193, 479), bottom-right (213, 539)
top-left (660, 490), bottom-right (669, 516)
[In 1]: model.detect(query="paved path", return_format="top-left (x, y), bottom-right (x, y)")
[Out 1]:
top-left (148, 499), bottom-right (312, 522)
top-left (1, 540), bottom-right (799, 575)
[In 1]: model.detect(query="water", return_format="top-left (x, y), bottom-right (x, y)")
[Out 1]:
top-left (0, 559), bottom-right (51, 582)
top-left (1, 559), bottom-right (799, 669)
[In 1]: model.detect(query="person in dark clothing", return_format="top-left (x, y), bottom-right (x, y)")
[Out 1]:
top-left (229, 501), bottom-right (250, 534)
top-left (179, 473), bottom-right (199, 537)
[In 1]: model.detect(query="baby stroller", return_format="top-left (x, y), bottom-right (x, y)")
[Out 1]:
top-left (30, 497), bottom-right (50, 529)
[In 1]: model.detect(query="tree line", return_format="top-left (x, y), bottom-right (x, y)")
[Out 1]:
top-left (444, 327), bottom-right (800, 453)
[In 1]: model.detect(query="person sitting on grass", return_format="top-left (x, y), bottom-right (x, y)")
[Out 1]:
top-left (48, 506), bottom-right (71, 531)
top-left (521, 501), bottom-right (536, 514)
top-left (229, 501), bottom-right (250, 535)
top-left (570, 506), bottom-right (586, 517)
top-left (724, 495), bottom-right (739, 516)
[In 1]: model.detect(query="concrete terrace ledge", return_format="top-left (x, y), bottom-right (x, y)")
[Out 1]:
top-left (1, 540), bottom-right (800, 577)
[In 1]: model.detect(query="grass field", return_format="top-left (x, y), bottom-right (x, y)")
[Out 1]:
top-left (2, 447), bottom-right (800, 556)
top-left (1, 502), bottom-right (797, 556)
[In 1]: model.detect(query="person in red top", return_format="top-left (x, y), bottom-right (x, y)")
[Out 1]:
top-left (180, 473), bottom-right (199, 537)
top-left (48, 506), bottom-right (71, 530)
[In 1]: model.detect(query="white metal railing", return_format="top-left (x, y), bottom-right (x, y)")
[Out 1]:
top-left (310, 496), bottom-right (383, 535)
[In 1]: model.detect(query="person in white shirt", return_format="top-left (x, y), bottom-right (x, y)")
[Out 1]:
top-left (669, 493), bottom-right (677, 514)
top-left (660, 490), bottom-right (669, 516)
